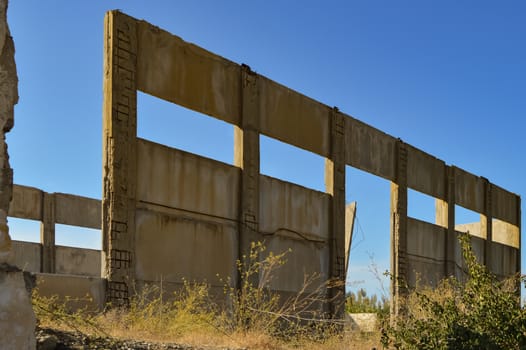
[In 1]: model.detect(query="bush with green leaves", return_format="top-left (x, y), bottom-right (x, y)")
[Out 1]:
top-left (382, 233), bottom-right (526, 350)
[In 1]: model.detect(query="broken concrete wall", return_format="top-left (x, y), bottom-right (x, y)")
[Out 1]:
top-left (103, 10), bottom-right (346, 316)
top-left (131, 137), bottom-right (332, 299)
top-left (8, 184), bottom-right (102, 274)
top-left (0, 1), bottom-right (36, 348)
top-left (103, 10), bottom-right (520, 318)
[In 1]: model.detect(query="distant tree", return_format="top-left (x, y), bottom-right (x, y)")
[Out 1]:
top-left (346, 288), bottom-right (389, 314)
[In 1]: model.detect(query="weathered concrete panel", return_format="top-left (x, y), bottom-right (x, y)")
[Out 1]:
top-left (454, 167), bottom-right (485, 214)
top-left (136, 20), bottom-right (241, 126)
top-left (345, 117), bottom-right (396, 181)
top-left (455, 222), bottom-right (485, 239)
top-left (407, 218), bottom-right (446, 261)
top-left (134, 209), bottom-right (237, 287)
top-left (55, 246), bottom-right (101, 277)
top-left (259, 175), bottom-right (329, 241)
top-left (55, 193), bottom-right (101, 229)
top-left (266, 235), bottom-right (329, 293)
top-left (406, 218), bottom-right (446, 287)
top-left (11, 240), bottom-right (40, 272)
top-left (259, 77), bottom-right (330, 157)
top-left (136, 139), bottom-right (240, 220)
top-left (9, 184), bottom-right (42, 220)
top-left (406, 145), bottom-right (445, 199)
top-left (491, 185), bottom-right (519, 225)
top-left (35, 273), bottom-right (105, 311)
top-left (492, 219), bottom-right (519, 248)
top-left (488, 241), bottom-right (519, 278)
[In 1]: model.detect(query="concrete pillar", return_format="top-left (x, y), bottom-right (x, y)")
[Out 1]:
top-left (234, 64), bottom-right (260, 287)
top-left (102, 11), bottom-right (138, 306)
top-left (435, 165), bottom-right (455, 277)
top-left (516, 195), bottom-right (521, 281)
top-left (324, 108), bottom-right (346, 319)
top-left (390, 140), bottom-right (408, 317)
top-left (481, 179), bottom-right (492, 266)
top-left (0, 0), bottom-right (37, 348)
top-left (40, 192), bottom-right (55, 273)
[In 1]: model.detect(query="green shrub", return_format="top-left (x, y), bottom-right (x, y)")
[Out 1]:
top-left (383, 233), bottom-right (526, 350)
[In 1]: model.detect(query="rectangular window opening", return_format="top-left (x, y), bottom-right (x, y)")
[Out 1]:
top-left (260, 134), bottom-right (325, 192)
top-left (345, 166), bottom-right (391, 301)
top-left (137, 92), bottom-right (234, 165)
top-left (55, 224), bottom-right (101, 250)
top-left (455, 205), bottom-right (483, 238)
top-left (8, 217), bottom-right (40, 243)
top-left (407, 189), bottom-right (437, 224)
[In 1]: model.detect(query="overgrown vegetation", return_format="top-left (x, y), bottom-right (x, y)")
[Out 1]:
top-left (382, 233), bottom-right (526, 350)
top-left (33, 242), bottom-right (381, 349)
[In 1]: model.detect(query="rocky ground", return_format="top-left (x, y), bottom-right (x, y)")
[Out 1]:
top-left (36, 327), bottom-right (244, 350)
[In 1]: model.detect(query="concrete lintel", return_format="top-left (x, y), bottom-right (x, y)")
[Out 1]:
top-left (9, 184), bottom-right (42, 221)
top-left (54, 193), bottom-right (101, 229)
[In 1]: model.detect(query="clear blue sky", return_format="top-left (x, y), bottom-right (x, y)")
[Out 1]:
top-left (6, 1), bottom-right (525, 298)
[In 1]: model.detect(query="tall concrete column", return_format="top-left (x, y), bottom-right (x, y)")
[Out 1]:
top-left (481, 179), bottom-right (492, 266)
top-left (435, 165), bottom-right (455, 277)
top-left (0, 0), bottom-right (37, 348)
top-left (102, 11), bottom-right (138, 306)
top-left (40, 192), bottom-right (56, 273)
top-left (390, 140), bottom-right (408, 317)
top-left (324, 108), bottom-right (346, 319)
top-left (234, 65), bottom-right (260, 287)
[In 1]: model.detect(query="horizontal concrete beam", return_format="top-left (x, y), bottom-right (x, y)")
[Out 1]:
top-left (136, 19), bottom-right (241, 126)
top-left (55, 193), bottom-right (101, 229)
top-left (345, 116), bottom-right (396, 181)
top-left (9, 184), bottom-right (42, 221)
top-left (259, 76), bottom-right (331, 157)
top-left (491, 184), bottom-right (519, 226)
top-left (132, 14), bottom-right (520, 227)
top-left (406, 145), bottom-right (446, 199)
top-left (454, 167), bottom-right (485, 215)
top-left (9, 185), bottom-right (101, 229)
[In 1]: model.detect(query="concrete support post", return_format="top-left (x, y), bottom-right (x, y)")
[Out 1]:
top-left (481, 179), bottom-right (492, 266)
top-left (102, 11), bottom-right (138, 306)
top-left (516, 195), bottom-right (521, 280)
top-left (234, 65), bottom-right (260, 287)
top-left (40, 192), bottom-right (55, 273)
top-left (324, 108), bottom-right (346, 319)
top-left (435, 165), bottom-right (455, 277)
top-left (390, 140), bottom-right (408, 317)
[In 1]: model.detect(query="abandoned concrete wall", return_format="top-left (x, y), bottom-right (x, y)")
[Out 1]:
top-left (102, 10), bottom-right (521, 317)
top-left (8, 185), bottom-right (103, 312)
top-left (9, 184), bottom-right (101, 274)
top-left (36, 273), bottom-right (105, 311)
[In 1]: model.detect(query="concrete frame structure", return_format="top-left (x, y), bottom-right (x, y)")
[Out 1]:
top-left (8, 184), bottom-right (105, 310)
top-left (101, 11), bottom-right (521, 318)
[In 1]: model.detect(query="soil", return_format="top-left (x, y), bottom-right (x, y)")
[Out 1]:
top-left (36, 327), bottom-right (244, 350)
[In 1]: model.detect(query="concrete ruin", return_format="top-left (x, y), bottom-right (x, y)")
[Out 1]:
top-left (7, 9), bottom-right (521, 324)
top-left (0, 0), bottom-right (37, 348)
top-left (100, 10), bottom-right (520, 318)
